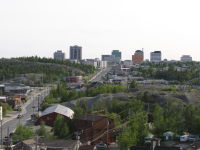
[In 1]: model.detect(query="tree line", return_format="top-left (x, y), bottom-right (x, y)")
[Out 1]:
top-left (0, 57), bottom-right (96, 83)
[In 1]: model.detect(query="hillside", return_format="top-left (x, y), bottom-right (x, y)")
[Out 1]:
top-left (0, 57), bottom-right (96, 83)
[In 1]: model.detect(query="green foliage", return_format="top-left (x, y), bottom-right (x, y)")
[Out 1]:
top-left (86, 85), bottom-right (125, 97)
top-left (105, 112), bottom-right (121, 127)
top-left (132, 61), bottom-right (200, 84)
top-left (0, 103), bottom-right (12, 116)
top-left (152, 104), bottom-right (165, 136)
top-left (41, 84), bottom-right (125, 110)
top-left (0, 57), bottom-right (96, 83)
top-left (161, 86), bottom-right (179, 92)
top-left (36, 121), bottom-right (50, 139)
top-left (12, 125), bottom-right (35, 141)
top-left (118, 111), bottom-right (149, 149)
top-left (152, 103), bottom-right (200, 136)
top-left (129, 80), bottom-right (138, 89)
top-left (53, 115), bottom-right (70, 139)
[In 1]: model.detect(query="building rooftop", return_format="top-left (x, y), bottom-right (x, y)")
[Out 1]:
top-left (76, 114), bottom-right (107, 122)
top-left (41, 104), bottom-right (74, 119)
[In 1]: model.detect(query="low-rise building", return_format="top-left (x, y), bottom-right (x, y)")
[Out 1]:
top-left (35, 104), bottom-right (74, 126)
top-left (14, 138), bottom-right (81, 150)
top-left (74, 114), bottom-right (115, 145)
top-left (0, 96), bottom-right (6, 103)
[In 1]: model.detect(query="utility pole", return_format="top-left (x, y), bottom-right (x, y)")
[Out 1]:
top-left (35, 136), bottom-right (38, 150)
top-left (37, 94), bottom-right (40, 114)
top-left (0, 106), bottom-right (3, 149)
top-left (107, 118), bottom-right (109, 144)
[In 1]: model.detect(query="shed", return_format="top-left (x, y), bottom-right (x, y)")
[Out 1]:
top-left (163, 131), bottom-right (174, 141)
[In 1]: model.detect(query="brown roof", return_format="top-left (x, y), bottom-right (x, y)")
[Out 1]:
top-left (79, 145), bottom-right (96, 150)
top-left (39, 139), bottom-right (78, 148)
top-left (23, 138), bottom-right (79, 148)
top-left (77, 114), bottom-right (103, 121)
top-left (76, 114), bottom-right (108, 122)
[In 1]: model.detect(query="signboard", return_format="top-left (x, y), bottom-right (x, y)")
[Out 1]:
top-left (0, 106), bottom-right (2, 121)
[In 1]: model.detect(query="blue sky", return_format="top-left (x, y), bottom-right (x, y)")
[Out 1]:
top-left (0, 0), bottom-right (200, 60)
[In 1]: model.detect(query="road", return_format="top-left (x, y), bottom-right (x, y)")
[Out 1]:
top-left (1, 87), bottom-right (50, 141)
top-left (89, 67), bottom-right (111, 82)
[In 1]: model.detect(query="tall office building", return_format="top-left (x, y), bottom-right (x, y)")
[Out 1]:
top-left (181, 55), bottom-right (192, 62)
top-left (150, 51), bottom-right (162, 62)
top-left (53, 50), bottom-right (65, 60)
top-left (70, 45), bottom-right (82, 60)
top-left (112, 50), bottom-right (122, 60)
top-left (132, 50), bottom-right (144, 64)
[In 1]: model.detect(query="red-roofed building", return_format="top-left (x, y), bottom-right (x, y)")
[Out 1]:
top-left (74, 114), bottom-right (115, 145)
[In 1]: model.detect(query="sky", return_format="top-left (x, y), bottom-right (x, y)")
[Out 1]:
top-left (1, 0), bottom-right (200, 61)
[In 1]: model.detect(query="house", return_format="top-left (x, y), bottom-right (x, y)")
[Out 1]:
top-left (0, 96), bottom-right (6, 103)
top-left (14, 138), bottom-right (81, 150)
top-left (35, 104), bottom-right (74, 126)
top-left (74, 114), bottom-right (115, 145)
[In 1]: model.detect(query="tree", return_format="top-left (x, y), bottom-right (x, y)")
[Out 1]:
top-left (12, 125), bottom-right (35, 141)
top-left (53, 115), bottom-right (70, 139)
top-left (118, 111), bottom-right (149, 149)
top-left (129, 80), bottom-right (138, 89)
top-left (36, 121), bottom-right (50, 139)
top-left (152, 104), bottom-right (165, 136)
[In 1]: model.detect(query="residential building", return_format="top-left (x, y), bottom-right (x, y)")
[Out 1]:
top-left (181, 55), bottom-right (192, 62)
top-left (112, 50), bottom-right (122, 60)
top-left (0, 96), bottom-right (6, 103)
top-left (150, 51), bottom-right (162, 62)
top-left (70, 45), bottom-right (82, 60)
top-left (74, 114), bottom-right (115, 144)
top-left (53, 50), bottom-right (65, 60)
top-left (65, 76), bottom-right (83, 83)
top-left (14, 138), bottom-right (82, 150)
top-left (132, 50), bottom-right (144, 64)
top-left (35, 104), bottom-right (74, 126)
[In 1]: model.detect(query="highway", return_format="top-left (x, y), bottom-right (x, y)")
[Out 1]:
top-left (1, 87), bottom-right (50, 141)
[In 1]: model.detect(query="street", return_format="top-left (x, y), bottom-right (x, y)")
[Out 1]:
top-left (89, 67), bottom-right (111, 82)
top-left (1, 87), bottom-right (50, 140)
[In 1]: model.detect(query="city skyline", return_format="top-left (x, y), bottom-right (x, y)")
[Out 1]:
top-left (1, 0), bottom-right (200, 60)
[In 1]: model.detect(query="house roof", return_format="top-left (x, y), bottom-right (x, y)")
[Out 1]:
top-left (41, 104), bottom-right (74, 119)
top-left (39, 139), bottom-right (79, 148)
top-left (22, 139), bottom-right (80, 148)
top-left (76, 114), bottom-right (107, 122)
top-left (131, 146), bottom-right (181, 150)
top-left (79, 145), bottom-right (96, 150)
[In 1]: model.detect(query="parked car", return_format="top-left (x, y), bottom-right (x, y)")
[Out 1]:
top-left (188, 136), bottom-right (200, 142)
top-left (180, 135), bottom-right (189, 142)
top-left (17, 114), bottom-right (24, 119)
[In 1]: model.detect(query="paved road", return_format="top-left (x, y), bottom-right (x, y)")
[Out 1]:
top-left (1, 87), bottom-right (50, 140)
top-left (89, 67), bottom-right (111, 82)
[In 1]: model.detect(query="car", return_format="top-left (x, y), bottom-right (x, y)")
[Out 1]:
top-left (17, 114), bottom-right (24, 119)
top-left (188, 136), bottom-right (200, 142)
